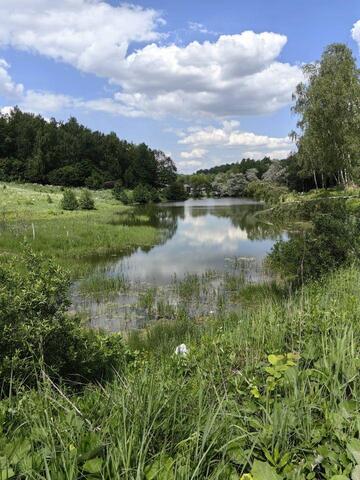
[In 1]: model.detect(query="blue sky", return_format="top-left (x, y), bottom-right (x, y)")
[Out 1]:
top-left (1, 0), bottom-right (360, 172)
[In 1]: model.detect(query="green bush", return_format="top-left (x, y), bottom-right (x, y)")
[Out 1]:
top-left (61, 189), bottom-right (79, 210)
top-left (164, 181), bottom-right (188, 201)
top-left (113, 182), bottom-right (131, 205)
top-left (133, 184), bottom-right (152, 204)
top-left (268, 200), bottom-right (360, 283)
top-left (245, 180), bottom-right (288, 204)
top-left (0, 250), bottom-right (130, 392)
top-left (79, 189), bottom-right (95, 210)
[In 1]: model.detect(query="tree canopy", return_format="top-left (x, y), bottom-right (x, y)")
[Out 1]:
top-left (0, 108), bottom-right (177, 189)
top-left (292, 43), bottom-right (360, 187)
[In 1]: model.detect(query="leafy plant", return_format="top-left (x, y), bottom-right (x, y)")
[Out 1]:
top-left (61, 189), bottom-right (79, 210)
top-left (79, 189), bottom-right (95, 210)
top-left (0, 249), bottom-right (130, 391)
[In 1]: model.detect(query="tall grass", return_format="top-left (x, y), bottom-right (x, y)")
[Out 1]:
top-left (0, 182), bottom-right (160, 276)
top-left (2, 267), bottom-right (360, 478)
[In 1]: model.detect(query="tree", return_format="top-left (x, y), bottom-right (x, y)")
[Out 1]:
top-left (79, 189), bottom-right (95, 210)
top-left (262, 161), bottom-right (288, 184)
top-left (164, 181), bottom-right (188, 201)
top-left (292, 43), bottom-right (360, 187)
top-left (61, 189), bottom-right (78, 210)
top-left (154, 150), bottom-right (177, 187)
top-left (133, 184), bottom-right (152, 204)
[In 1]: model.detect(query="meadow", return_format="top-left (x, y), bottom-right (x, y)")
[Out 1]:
top-left (2, 266), bottom-right (360, 479)
top-left (0, 183), bottom-right (160, 276)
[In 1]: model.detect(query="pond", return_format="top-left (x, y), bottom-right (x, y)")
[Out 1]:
top-left (71, 198), bottom-right (286, 331)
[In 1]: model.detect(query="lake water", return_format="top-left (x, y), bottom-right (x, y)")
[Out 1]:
top-left (72, 198), bottom-right (286, 331)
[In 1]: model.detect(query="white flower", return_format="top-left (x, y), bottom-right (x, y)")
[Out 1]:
top-left (175, 344), bottom-right (188, 356)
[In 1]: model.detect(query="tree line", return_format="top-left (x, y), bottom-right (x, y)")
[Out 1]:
top-left (0, 108), bottom-right (177, 189)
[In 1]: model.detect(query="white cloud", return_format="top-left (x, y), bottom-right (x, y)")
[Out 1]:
top-left (242, 149), bottom-right (292, 160)
top-left (0, 1), bottom-right (302, 119)
top-left (177, 159), bottom-right (203, 172)
top-left (352, 20), bottom-right (360, 47)
top-left (175, 121), bottom-right (294, 173)
top-left (0, 59), bottom-right (23, 98)
top-left (0, 1), bottom-right (163, 80)
top-left (110, 31), bottom-right (302, 117)
top-left (21, 90), bottom-right (74, 113)
top-left (180, 148), bottom-right (207, 159)
top-left (188, 21), bottom-right (218, 35)
top-left (179, 122), bottom-right (293, 152)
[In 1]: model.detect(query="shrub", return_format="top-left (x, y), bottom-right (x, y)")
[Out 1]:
top-left (245, 180), bottom-right (288, 204)
top-left (46, 194), bottom-right (53, 203)
top-left (133, 184), bottom-right (152, 204)
top-left (79, 189), bottom-right (95, 210)
top-left (61, 189), bottom-right (78, 210)
top-left (0, 250), bottom-right (130, 392)
top-left (47, 165), bottom-right (83, 187)
top-left (85, 172), bottom-right (105, 190)
top-left (268, 200), bottom-right (360, 283)
top-left (164, 181), bottom-right (188, 201)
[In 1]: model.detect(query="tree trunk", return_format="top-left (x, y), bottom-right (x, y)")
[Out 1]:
top-left (313, 171), bottom-right (318, 190)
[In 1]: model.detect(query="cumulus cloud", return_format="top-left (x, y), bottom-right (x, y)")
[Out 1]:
top-left (0, 2), bottom-right (302, 118)
top-left (0, 1), bottom-right (162, 80)
top-left (175, 121), bottom-right (294, 172)
top-left (0, 59), bottom-right (24, 98)
top-left (111, 31), bottom-right (302, 117)
top-left (180, 148), bottom-right (207, 159)
top-left (179, 122), bottom-right (293, 152)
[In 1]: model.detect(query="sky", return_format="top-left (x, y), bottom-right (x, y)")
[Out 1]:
top-left (1, 1), bottom-right (360, 173)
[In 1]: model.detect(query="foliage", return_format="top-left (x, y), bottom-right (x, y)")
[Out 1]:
top-left (212, 172), bottom-right (248, 197)
top-left (0, 250), bottom-right (129, 390)
top-left (164, 180), bottom-right (188, 201)
top-left (79, 189), bottom-right (95, 210)
top-left (61, 189), bottom-right (79, 210)
top-left (0, 108), bottom-right (177, 190)
top-left (2, 266), bottom-right (360, 477)
top-left (133, 184), bottom-right (154, 204)
top-left (0, 182), bottom-right (160, 277)
top-left (268, 200), bottom-right (360, 282)
top-left (292, 43), bottom-right (360, 186)
top-left (245, 180), bottom-right (289, 204)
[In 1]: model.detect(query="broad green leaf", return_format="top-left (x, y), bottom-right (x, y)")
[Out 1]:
top-left (348, 438), bottom-right (360, 464)
top-left (268, 355), bottom-right (284, 366)
top-left (83, 457), bottom-right (103, 474)
top-left (0, 468), bottom-right (15, 480)
top-left (250, 386), bottom-right (261, 398)
top-left (251, 460), bottom-right (282, 480)
top-left (329, 476), bottom-right (348, 480)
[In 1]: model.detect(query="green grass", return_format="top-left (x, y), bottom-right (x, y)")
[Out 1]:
top-left (0, 182), bottom-right (160, 276)
top-left (3, 266), bottom-right (360, 478)
top-left (78, 271), bottom-right (130, 302)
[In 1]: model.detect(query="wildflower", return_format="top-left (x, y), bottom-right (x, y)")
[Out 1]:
top-left (175, 344), bottom-right (188, 356)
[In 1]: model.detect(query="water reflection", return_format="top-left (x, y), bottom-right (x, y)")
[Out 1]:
top-left (107, 198), bottom-right (283, 284)
top-left (72, 198), bottom-right (287, 331)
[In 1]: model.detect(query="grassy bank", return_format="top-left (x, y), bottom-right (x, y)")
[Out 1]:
top-left (2, 266), bottom-right (360, 478)
top-left (0, 183), bottom-right (160, 276)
